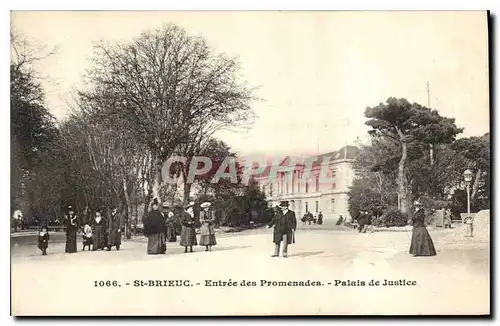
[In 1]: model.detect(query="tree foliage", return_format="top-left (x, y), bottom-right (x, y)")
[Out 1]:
top-left (364, 97), bottom-right (462, 214)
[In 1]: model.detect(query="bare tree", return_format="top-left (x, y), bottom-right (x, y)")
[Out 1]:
top-left (79, 23), bottom-right (257, 205)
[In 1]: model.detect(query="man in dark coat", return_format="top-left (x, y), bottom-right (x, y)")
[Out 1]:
top-left (107, 206), bottom-right (122, 251)
top-left (65, 206), bottom-right (78, 253)
top-left (268, 201), bottom-right (297, 258)
top-left (144, 199), bottom-right (166, 255)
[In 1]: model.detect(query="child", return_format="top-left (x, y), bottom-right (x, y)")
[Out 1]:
top-left (38, 226), bottom-right (49, 255)
top-left (82, 224), bottom-right (94, 251)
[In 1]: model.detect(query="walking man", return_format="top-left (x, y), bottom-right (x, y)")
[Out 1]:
top-left (107, 205), bottom-right (122, 251)
top-left (268, 201), bottom-right (297, 258)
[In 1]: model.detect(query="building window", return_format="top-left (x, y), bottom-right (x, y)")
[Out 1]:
top-left (315, 175), bottom-right (319, 192)
top-left (315, 201), bottom-right (319, 213)
top-left (305, 202), bottom-right (309, 213)
top-left (331, 169), bottom-right (336, 189)
top-left (291, 171), bottom-right (295, 194)
top-left (331, 198), bottom-right (336, 212)
top-left (305, 180), bottom-right (309, 193)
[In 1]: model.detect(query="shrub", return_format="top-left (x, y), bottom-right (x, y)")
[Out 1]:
top-left (379, 208), bottom-right (408, 227)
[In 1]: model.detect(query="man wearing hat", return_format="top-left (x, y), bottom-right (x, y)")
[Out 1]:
top-left (199, 202), bottom-right (217, 251)
top-left (268, 201), bottom-right (297, 258)
top-left (107, 205), bottom-right (123, 251)
top-left (144, 199), bottom-right (166, 255)
top-left (180, 201), bottom-right (198, 253)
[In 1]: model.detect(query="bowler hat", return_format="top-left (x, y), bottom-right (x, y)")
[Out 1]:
top-left (279, 201), bottom-right (289, 207)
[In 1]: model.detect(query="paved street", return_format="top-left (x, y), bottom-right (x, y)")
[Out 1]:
top-left (11, 225), bottom-right (489, 316)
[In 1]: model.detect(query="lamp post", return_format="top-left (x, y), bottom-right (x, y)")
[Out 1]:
top-left (463, 169), bottom-right (473, 237)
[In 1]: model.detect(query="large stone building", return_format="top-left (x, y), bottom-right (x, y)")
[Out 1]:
top-left (253, 145), bottom-right (359, 224)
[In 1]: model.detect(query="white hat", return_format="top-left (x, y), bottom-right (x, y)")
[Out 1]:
top-left (200, 202), bottom-right (211, 208)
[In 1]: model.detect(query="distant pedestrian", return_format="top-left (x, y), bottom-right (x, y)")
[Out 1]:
top-left (144, 199), bottom-right (166, 255)
top-left (443, 207), bottom-right (452, 229)
top-left (92, 209), bottom-right (107, 251)
top-left (107, 205), bottom-right (122, 251)
top-left (336, 215), bottom-right (344, 226)
top-left (268, 201), bottom-right (297, 258)
top-left (199, 202), bottom-right (217, 251)
top-left (409, 201), bottom-right (437, 257)
top-left (301, 214), bottom-right (307, 225)
top-left (65, 206), bottom-right (78, 253)
top-left (37, 225), bottom-right (49, 255)
top-left (317, 212), bottom-right (323, 225)
top-left (180, 202), bottom-right (197, 253)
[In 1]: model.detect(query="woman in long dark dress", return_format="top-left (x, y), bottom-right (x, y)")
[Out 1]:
top-left (65, 206), bottom-right (78, 253)
top-left (409, 201), bottom-right (437, 256)
top-left (180, 202), bottom-right (197, 253)
top-left (199, 202), bottom-right (216, 251)
top-left (144, 199), bottom-right (166, 255)
top-left (92, 209), bottom-right (107, 250)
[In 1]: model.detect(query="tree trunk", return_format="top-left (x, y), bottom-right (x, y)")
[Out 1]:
top-left (183, 182), bottom-right (192, 205)
top-left (152, 156), bottom-right (162, 202)
top-left (143, 182), bottom-right (153, 223)
top-left (396, 131), bottom-right (409, 215)
top-left (123, 178), bottom-right (132, 239)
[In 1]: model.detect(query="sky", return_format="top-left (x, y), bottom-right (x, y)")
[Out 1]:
top-left (10, 11), bottom-right (490, 158)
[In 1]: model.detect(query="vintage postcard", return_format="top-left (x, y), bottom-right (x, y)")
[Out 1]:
top-left (10, 11), bottom-right (490, 316)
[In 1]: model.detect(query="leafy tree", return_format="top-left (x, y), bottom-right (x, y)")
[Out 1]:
top-left (451, 133), bottom-right (490, 206)
top-left (10, 31), bottom-right (59, 221)
top-left (364, 98), bottom-right (462, 214)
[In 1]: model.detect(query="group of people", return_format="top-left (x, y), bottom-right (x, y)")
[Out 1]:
top-left (142, 199), bottom-right (217, 255)
top-left (37, 205), bottom-right (123, 256)
top-left (35, 197), bottom-right (438, 259)
top-left (356, 210), bottom-right (373, 233)
top-left (300, 211), bottom-right (323, 225)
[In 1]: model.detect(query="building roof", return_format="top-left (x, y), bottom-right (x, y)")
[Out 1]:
top-left (253, 145), bottom-right (359, 178)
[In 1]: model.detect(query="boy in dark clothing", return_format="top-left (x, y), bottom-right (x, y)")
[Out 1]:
top-left (38, 225), bottom-right (50, 255)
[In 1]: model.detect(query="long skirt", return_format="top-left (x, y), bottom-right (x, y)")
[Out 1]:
top-left (199, 223), bottom-right (216, 246)
top-left (147, 233), bottom-right (166, 254)
top-left (93, 225), bottom-right (107, 250)
top-left (65, 229), bottom-right (77, 253)
top-left (409, 226), bottom-right (437, 256)
top-left (165, 223), bottom-right (177, 242)
top-left (180, 226), bottom-right (197, 247)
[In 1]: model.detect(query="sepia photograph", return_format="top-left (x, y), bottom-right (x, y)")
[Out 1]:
top-left (9, 10), bottom-right (490, 316)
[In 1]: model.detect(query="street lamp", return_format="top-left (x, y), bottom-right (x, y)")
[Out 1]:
top-left (463, 169), bottom-right (473, 237)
